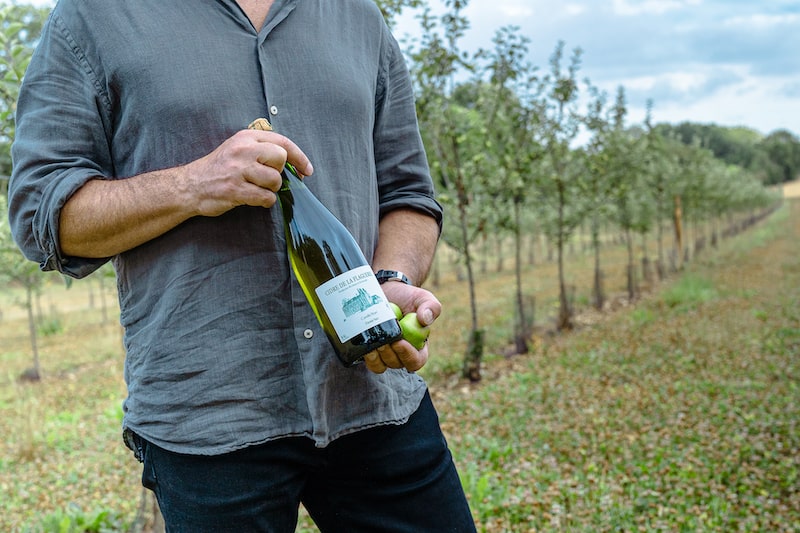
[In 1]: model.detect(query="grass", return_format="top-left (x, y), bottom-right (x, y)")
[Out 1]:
top-left (1, 201), bottom-right (799, 531)
top-left (428, 202), bottom-right (800, 532)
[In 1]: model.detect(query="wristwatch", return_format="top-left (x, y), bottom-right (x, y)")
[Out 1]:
top-left (375, 269), bottom-right (411, 286)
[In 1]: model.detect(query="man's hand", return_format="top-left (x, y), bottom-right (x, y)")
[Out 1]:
top-left (363, 282), bottom-right (442, 374)
top-left (185, 129), bottom-right (314, 217)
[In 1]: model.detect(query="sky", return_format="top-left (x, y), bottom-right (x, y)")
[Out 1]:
top-left (22, 0), bottom-right (800, 138)
top-left (393, 0), bottom-right (800, 138)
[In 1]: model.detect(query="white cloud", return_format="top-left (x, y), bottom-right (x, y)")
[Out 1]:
top-left (612, 0), bottom-right (702, 16)
top-left (643, 77), bottom-right (798, 134)
top-left (723, 13), bottom-right (800, 29)
top-left (623, 65), bottom-right (749, 93)
top-left (564, 4), bottom-right (587, 16)
top-left (497, 3), bottom-right (535, 18)
top-left (599, 62), bottom-right (797, 136)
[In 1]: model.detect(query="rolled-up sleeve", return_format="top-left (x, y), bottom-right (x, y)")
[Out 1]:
top-left (8, 13), bottom-right (114, 278)
top-left (373, 33), bottom-right (443, 230)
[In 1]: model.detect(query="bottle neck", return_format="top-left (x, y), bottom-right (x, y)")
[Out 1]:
top-left (280, 163), bottom-right (304, 192)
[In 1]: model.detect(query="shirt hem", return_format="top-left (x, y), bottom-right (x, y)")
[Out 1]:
top-left (123, 386), bottom-right (428, 456)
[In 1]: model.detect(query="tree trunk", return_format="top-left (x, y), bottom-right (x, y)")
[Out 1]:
top-left (479, 234), bottom-right (488, 274)
top-left (641, 232), bottom-right (653, 286)
top-left (431, 251), bottom-right (441, 289)
top-left (592, 216), bottom-right (604, 310)
top-left (515, 295), bottom-right (534, 355)
top-left (24, 284), bottom-right (41, 381)
top-left (496, 236), bottom-right (504, 273)
top-left (556, 185), bottom-right (572, 331)
top-left (626, 228), bottom-right (637, 301)
top-left (462, 329), bottom-right (484, 382)
top-left (512, 200), bottom-right (529, 354)
top-left (656, 213), bottom-right (666, 281)
top-left (527, 233), bottom-right (536, 266)
top-left (673, 194), bottom-right (683, 270)
top-left (456, 188), bottom-right (483, 381)
top-left (684, 218), bottom-right (692, 264)
top-left (99, 274), bottom-right (109, 323)
top-left (131, 489), bottom-right (165, 533)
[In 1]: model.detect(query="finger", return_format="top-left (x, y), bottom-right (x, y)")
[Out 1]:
top-left (245, 157), bottom-right (285, 190)
top-left (391, 340), bottom-right (428, 373)
top-left (364, 352), bottom-right (388, 374)
top-left (376, 345), bottom-right (404, 370)
top-left (249, 130), bottom-right (314, 177)
top-left (416, 306), bottom-right (436, 327)
top-left (411, 294), bottom-right (442, 327)
top-left (255, 143), bottom-right (289, 171)
top-left (238, 183), bottom-right (278, 209)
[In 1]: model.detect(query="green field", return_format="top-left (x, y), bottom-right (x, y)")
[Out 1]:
top-left (1, 201), bottom-right (798, 532)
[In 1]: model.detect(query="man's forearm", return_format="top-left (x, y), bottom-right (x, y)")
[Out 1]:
top-left (59, 167), bottom-right (197, 258)
top-left (58, 128), bottom-right (312, 259)
top-left (373, 208), bottom-right (440, 286)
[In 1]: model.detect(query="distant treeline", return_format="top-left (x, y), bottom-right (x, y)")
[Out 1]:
top-left (656, 123), bottom-right (800, 186)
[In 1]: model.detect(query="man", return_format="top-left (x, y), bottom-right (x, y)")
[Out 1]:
top-left (8, 0), bottom-right (476, 531)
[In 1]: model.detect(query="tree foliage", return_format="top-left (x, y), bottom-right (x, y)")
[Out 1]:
top-left (373, 0), bottom-right (424, 27)
top-left (397, 0), bottom-right (782, 354)
top-left (759, 129), bottom-right (800, 185)
top-left (0, 3), bottom-right (49, 185)
top-left (656, 122), bottom-right (800, 186)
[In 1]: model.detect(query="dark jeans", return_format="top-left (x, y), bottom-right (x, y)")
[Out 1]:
top-left (135, 391), bottom-right (476, 532)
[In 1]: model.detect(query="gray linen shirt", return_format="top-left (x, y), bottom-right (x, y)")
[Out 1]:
top-left (8, 0), bottom-right (442, 453)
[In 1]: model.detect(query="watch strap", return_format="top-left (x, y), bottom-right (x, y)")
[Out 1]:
top-left (375, 269), bottom-right (411, 285)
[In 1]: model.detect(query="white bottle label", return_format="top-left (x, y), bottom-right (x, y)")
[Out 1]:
top-left (316, 265), bottom-right (397, 343)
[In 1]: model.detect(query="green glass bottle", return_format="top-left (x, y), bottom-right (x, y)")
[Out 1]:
top-left (248, 119), bottom-right (402, 366)
top-left (278, 164), bottom-right (402, 366)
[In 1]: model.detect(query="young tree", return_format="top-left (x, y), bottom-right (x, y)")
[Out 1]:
top-left (408, 0), bottom-right (488, 380)
top-left (674, 140), bottom-right (715, 262)
top-left (480, 25), bottom-right (543, 353)
top-left (642, 102), bottom-right (680, 279)
top-left (0, 195), bottom-right (52, 380)
top-left (582, 85), bottom-right (617, 309)
top-left (602, 88), bottom-right (647, 300)
top-left (537, 41), bottom-right (585, 330)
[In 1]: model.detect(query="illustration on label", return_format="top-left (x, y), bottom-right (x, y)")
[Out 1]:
top-left (342, 287), bottom-right (381, 317)
top-left (316, 265), bottom-right (396, 342)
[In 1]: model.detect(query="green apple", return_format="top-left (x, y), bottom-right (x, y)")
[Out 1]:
top-left (389, 302), bottom-right (403, 321)
top-left (398, 312), bottom-right (430, 350)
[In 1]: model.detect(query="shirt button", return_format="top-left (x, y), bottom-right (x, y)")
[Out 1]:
top-left (303, 329), bottom-right (314, 339)
top-left (269, 105), bottom-right (279, 116)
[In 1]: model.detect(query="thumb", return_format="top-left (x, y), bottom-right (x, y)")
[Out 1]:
top-left (416, 306), bottom-right (436, 327)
